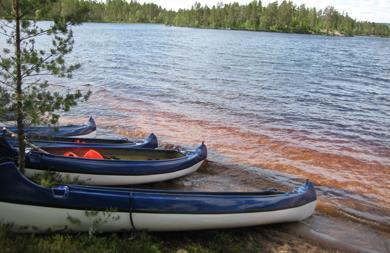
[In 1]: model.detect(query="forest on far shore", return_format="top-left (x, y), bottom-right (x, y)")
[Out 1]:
top-left (1, 0), bottom-right (389, 37)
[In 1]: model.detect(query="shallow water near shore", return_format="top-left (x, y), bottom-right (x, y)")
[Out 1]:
top-left (3, 22), bottom-right (389, 250)
top-left (54, 22), bottom-right (389, 229)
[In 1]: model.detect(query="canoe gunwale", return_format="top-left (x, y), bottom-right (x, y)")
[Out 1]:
top-left (24, 143), bottom-right (208, 176)
top-left (5, 133), bottom-right (158, 149)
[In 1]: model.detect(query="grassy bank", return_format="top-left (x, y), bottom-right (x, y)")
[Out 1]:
top-left (0, 225), bottom-right (334, 253)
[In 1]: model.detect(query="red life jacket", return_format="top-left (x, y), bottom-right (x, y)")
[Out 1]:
top-left (83, 149), bottom-right (104, 159)
top-left (64, 149), bottom-right (104, 159)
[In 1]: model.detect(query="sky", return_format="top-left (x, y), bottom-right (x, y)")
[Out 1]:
top-left (138, 0), bottom-right (390, 23)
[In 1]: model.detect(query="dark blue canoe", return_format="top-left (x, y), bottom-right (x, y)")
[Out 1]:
top-left (0, 161), bottom-right (317, 232)
top-left (6, 117), bottom-right (97, 138)
top-left (3, 133), bottom-right (158, 149)
top-left (0, 137), bottom-right (207, 186)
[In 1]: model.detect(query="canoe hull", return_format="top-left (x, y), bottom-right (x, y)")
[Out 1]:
top-left (0, 138), bottom-right (205, 185)
top-left (0, 201), bottom-right (316, 233)
top-left (6, 117), bottom-right (97, 138)
top-left (0, 162), bottom-right (317, 233)
top-left (24, 160), bottom-right (203, 185)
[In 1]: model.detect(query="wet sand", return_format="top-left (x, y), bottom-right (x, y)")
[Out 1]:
top-left (147, 161), bottom-right (390, 253)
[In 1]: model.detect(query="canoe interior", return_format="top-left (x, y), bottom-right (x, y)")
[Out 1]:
top-left (42, 147), bottom-right (185, 161)
top-left (74, 184), bottom-right (287, 196)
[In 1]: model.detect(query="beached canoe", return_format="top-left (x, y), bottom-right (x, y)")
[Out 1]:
top-left (0, 161), bottom-right (317, 233)
top-left (5, 117), bottom-right (97, 138)
top-left (0, 137), bottom-right (207, 186)
top-left (3, 133), bottom-right (158, 149)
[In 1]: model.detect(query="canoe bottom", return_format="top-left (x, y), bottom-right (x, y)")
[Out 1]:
top-left (24, 161), bottom-right (204, 186)
top-left (0, 201), bottom-right (131, 233)
top-left (132, 201), bottom-right (317, 231)
top-left (0, 201), bottom-right (316, 233)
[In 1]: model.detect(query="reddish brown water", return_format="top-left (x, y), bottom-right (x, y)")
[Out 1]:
top-left (61, 87), bottom-right (390, 231)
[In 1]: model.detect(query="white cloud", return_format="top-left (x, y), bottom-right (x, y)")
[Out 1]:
top-left (138, 0), bottom-right (390, 23)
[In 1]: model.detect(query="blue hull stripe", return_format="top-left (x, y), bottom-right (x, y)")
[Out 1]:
top-left (6, 117), bottom-right (96, 137)
top-left (0, 162), bottom-right (316, 215)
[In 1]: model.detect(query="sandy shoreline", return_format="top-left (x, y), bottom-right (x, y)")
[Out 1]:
top-left (144, 158), bottom-right (390, 253)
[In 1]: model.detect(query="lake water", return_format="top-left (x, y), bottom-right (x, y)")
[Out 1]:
top-left (2, 23), bottom-right (390, 230)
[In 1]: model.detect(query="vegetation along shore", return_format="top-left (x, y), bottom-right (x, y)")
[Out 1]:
top-left (0, 0), bottom-right (389, 37)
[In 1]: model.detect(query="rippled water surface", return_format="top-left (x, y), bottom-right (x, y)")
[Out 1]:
top-left (4, 23), bottom-right (390, 228)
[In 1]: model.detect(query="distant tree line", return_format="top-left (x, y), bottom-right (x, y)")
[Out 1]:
top-left (0, 0), bottom-right (168, 24)
top-left (0, 0), bottom-right (389, 37)
top-left (171, 1), bottom-right (390, 36)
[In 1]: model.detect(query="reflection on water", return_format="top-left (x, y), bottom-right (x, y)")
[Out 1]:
top-left (33, 23), bottom-right (389, 230)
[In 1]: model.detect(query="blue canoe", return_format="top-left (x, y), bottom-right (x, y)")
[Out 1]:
top-left (6, 117), bottom-right (97, 138)
top-left (0, 137), bottom-right (207, 186)
top-left (0, 161), bottom-right (317, 232)
top-left (3, 133), bottom-right (158, 149)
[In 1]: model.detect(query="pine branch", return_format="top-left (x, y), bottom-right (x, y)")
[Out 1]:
top-left (0, 64), bottom-right (13, 76)
top-left (2, 128), bottom-right (50, 154)
top-left (25, 79), bottom-right (42, 88)
top-left (24, 73), bottom-right (52, 78)
top-left (21, 29), bottom-right (51, 41)
top-left (0, 80), bottom-right (14, 89)
top-left (21, 53), bottom-right (56, 79)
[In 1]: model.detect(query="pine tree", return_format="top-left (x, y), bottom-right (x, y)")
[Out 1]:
top-left (0, 0), bottom-right (90, 171)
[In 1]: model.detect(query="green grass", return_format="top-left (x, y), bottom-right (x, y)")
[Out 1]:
top-left (0, 226), bottom-right (261, 253)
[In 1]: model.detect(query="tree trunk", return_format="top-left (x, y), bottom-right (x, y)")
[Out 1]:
top-left (13, 0), bottom-right (26, 172)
